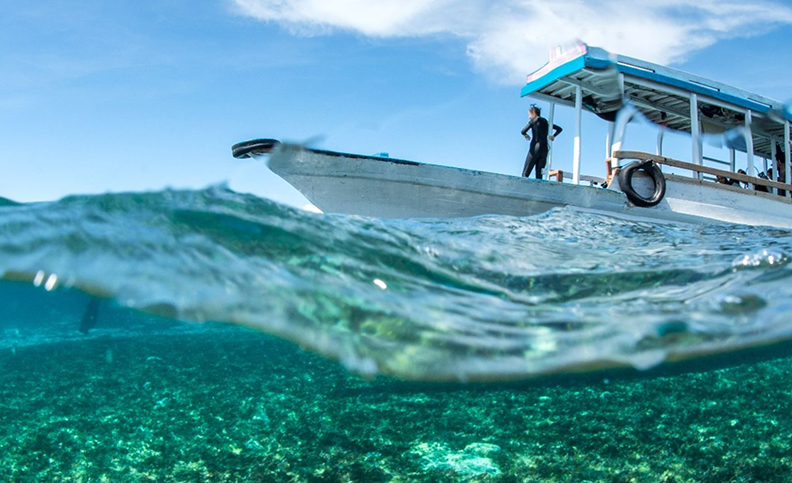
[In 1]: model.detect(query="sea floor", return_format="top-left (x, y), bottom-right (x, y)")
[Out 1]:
top-left (1, 325), bottom-right (791, 483)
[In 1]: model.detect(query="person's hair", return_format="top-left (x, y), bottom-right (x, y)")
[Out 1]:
top-left (529, 105), bottom-right (541, 117)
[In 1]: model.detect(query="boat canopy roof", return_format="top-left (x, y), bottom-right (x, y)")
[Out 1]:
top-left (521, 44), bottom-right (791, 160)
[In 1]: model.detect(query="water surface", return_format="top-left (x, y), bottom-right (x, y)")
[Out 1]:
top-left (2, 187), bottom-right (791, 381)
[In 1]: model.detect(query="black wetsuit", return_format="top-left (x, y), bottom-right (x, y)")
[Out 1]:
top-left (521, 117), bottom-right (563, 179)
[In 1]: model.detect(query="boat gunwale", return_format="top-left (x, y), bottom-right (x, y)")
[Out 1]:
top-left (285, 145), bottom-right (792, 206)
top-left (273, 144), bottom-right (620, 199)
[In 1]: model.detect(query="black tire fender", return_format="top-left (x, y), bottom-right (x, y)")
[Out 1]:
top-left (618, 160), bottom-right (666, 207)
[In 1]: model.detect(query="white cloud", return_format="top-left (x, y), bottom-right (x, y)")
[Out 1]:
top-left (233, 0), bottom-right (792, 84)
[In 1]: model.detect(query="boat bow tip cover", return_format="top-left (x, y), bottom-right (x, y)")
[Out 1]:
top-left (232, 139), bottom-right (281, 159)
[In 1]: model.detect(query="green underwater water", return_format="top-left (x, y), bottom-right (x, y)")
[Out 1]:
top-left (2, 316), bottom-right (792, 482)
top-left (2, 187), bottom-right (792, 481)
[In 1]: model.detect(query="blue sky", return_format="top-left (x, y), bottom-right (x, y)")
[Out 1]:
top-left (2, 0), bottom-right (791, 207)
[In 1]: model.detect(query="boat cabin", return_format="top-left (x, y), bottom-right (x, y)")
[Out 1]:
top-left (521, 43), bottom-right (792, 198)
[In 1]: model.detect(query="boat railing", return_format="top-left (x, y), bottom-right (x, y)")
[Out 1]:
top-left (611, 151), bottom-right (792, 198)
top-left (548, 170), bottom-right (605, 186)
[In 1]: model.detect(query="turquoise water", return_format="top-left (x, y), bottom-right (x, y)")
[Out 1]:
top-left (2, 187), bottom-right (792, 481)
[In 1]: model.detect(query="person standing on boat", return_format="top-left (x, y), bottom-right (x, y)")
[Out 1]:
top-left (521, 105), bottom-right (563, 179)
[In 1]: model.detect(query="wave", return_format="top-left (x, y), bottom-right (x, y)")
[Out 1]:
top-left (1, 186), bottom-right (791, 381)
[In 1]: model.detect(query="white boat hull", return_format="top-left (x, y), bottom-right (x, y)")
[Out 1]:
top-left (266, 146), bottom-right (792, 228)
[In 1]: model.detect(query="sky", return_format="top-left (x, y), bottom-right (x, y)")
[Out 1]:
top-left (2, 0), bottom-right (791, 208)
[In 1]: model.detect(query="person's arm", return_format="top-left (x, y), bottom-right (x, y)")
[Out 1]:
top-left (549, 124), bottom-right (563, 141)
top-left (520, 120), bottom-right (535, 137)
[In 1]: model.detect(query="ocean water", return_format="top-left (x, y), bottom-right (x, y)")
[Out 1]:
top-left (2, 186), bottom-right (792, 481)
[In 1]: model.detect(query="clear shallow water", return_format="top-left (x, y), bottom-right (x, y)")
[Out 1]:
top-left (1, 186), bottom-right (792, 381)
top-left (3, 327), bottom-right (791, 482)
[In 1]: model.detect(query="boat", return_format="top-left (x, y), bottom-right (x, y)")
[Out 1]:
top-left (232, 44), bottom-right (792, 228)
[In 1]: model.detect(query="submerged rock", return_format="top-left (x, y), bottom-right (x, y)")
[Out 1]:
top-left (411, 441), bottom-right (501, 478)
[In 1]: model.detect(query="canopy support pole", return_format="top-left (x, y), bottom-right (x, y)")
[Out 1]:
top-left (729, 149), bottom-right (736, 172)
top-left (573, 85), bottom-right (582, 185)
top-left (690, 93), bottom-right (701, 179)
top-left (656, 130), bottom-right (664, 156)
top-left (606, 122), bottom-right (614, 159)
top-left (746, 110), bottom-right (754, 188)
top-left (763, 157), bottom-right (772, 194)
top-left (786, 120), bottom-right (791, 197)
top-left (771, 143), bottom-right (778, 195)
top-left (546, 102), bottom-right (556, 179)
